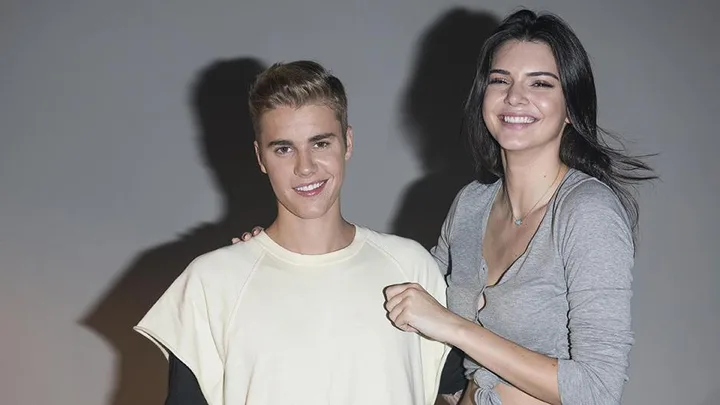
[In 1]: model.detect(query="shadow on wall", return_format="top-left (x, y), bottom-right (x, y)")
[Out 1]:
top-left (390, 7), bottom-right (499, 395)
top-left (392, 8), bottom-right (498, 250)
top-left (699, 387), bottom-right (720, 405)
top-left (80, 58), bottom-right (277, 405)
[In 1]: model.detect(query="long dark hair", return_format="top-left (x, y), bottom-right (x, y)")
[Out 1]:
top-left (464, 9), bottom-right (655, 233)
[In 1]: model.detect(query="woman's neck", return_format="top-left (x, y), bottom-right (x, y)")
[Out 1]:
top-left (501, 149), bottom-right (567, 219)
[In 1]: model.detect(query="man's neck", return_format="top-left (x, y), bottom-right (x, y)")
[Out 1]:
top-left (265, 210), bottom-right (356, 255)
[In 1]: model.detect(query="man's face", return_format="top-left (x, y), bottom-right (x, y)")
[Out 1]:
top-left (254, 104), bottom-right (353, 222)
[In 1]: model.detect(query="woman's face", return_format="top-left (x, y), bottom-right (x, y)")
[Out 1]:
top-left (482, 40), bottom-right (569, 155)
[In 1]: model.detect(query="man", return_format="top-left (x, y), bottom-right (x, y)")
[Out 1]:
top-left (134, 60), bottom-right (450, 405)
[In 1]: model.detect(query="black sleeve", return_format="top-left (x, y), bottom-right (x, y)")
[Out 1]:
top-left (438, 347), bottom-right (467, 395)
top-left (165, 352), bottom-right (209, 405)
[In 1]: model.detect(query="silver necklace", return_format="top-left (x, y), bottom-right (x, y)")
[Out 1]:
top-left (507, 166), bottom-right (563, 226)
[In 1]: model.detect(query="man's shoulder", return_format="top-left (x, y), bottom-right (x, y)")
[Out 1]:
top-left (363, 227), bottom-right (429, 256)
top-left (360, 227), bottom-right (439, 273)
top-left (183, 239), bottom-right (266, 283)
top-left (359, 227), bottom-right (446, 299)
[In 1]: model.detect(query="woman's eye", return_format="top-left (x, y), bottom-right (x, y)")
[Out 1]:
top-left (532, 81), bottom-right (554, 88)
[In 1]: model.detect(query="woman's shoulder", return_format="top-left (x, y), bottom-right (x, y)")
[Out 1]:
top-left (556, 169), bottom-right (622, 208)
top-left (455, 178), bottom-right (501, 206)
top-left (439, 179), bottom-right (499, 238)
top-left (553, 169), bottom-right (630, 227)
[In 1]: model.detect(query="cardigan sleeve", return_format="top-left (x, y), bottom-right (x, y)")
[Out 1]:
top-left (554, 180), bottom-right (635, 405)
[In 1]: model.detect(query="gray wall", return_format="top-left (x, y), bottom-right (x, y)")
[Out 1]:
top-left (1, 1), bottom-right (717, 404)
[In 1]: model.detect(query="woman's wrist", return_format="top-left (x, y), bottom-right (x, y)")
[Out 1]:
top-left (445, 313), bottom-right (479, 348)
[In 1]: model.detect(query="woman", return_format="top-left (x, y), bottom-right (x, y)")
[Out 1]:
top-left (384, 9), bottom-right (654, 405)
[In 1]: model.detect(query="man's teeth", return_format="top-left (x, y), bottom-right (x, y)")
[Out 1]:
top-left (295, 181), bottom-right (324, 191)
top-left (502, 116), bottom-right (536, 124)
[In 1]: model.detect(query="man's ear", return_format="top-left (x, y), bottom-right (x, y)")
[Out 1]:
top-left (344, 126), bottom-right (354, 161)
top-left (254, 141), bottom-right (267, 174)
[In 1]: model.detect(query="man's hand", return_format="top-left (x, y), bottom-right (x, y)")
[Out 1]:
top-left (435, 391), bottom-right (464, 405)
top-left (458, 381), bottom-right (478, 405)
top-left (230, 226), bottom-right (264, 244)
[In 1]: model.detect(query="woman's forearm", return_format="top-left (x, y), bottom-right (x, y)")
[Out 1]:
top-left (449, 320), bottom-right (560, 405)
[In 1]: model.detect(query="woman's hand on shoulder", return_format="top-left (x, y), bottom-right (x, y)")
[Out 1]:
top-left (230, 226), bottom-right (264, 244)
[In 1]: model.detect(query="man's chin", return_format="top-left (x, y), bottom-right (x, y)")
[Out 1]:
top-left (285, 206), bottom-right (334, 221)
top-left (277, 196), bottom-right (341, 221)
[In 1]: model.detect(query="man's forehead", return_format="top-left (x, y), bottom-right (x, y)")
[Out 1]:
top-left (258, 106), bottom-right (341, 143)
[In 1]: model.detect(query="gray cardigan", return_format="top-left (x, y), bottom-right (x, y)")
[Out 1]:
top-left (431, 169), bottom-right (634, 405)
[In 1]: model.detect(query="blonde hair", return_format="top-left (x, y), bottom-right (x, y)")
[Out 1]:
top-left (249, 60), bottom-right (348, 139)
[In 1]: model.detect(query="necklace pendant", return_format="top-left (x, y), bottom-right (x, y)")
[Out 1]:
top-left (514, 218), bottom-right (523, 226)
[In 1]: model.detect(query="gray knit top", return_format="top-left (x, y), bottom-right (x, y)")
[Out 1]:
top-left (431, 169), bottom-right (635, 405)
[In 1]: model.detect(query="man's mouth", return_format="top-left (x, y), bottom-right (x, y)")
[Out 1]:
top-left (293, 180), bottom-right (327, 196)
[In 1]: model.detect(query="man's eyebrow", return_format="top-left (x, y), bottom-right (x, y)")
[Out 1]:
top-left (267, 139), bottom-right (294, 148)
top-left (308, 133), bottom-right (337, 142)
top-left (265, 133), bottom-right (337, 148)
